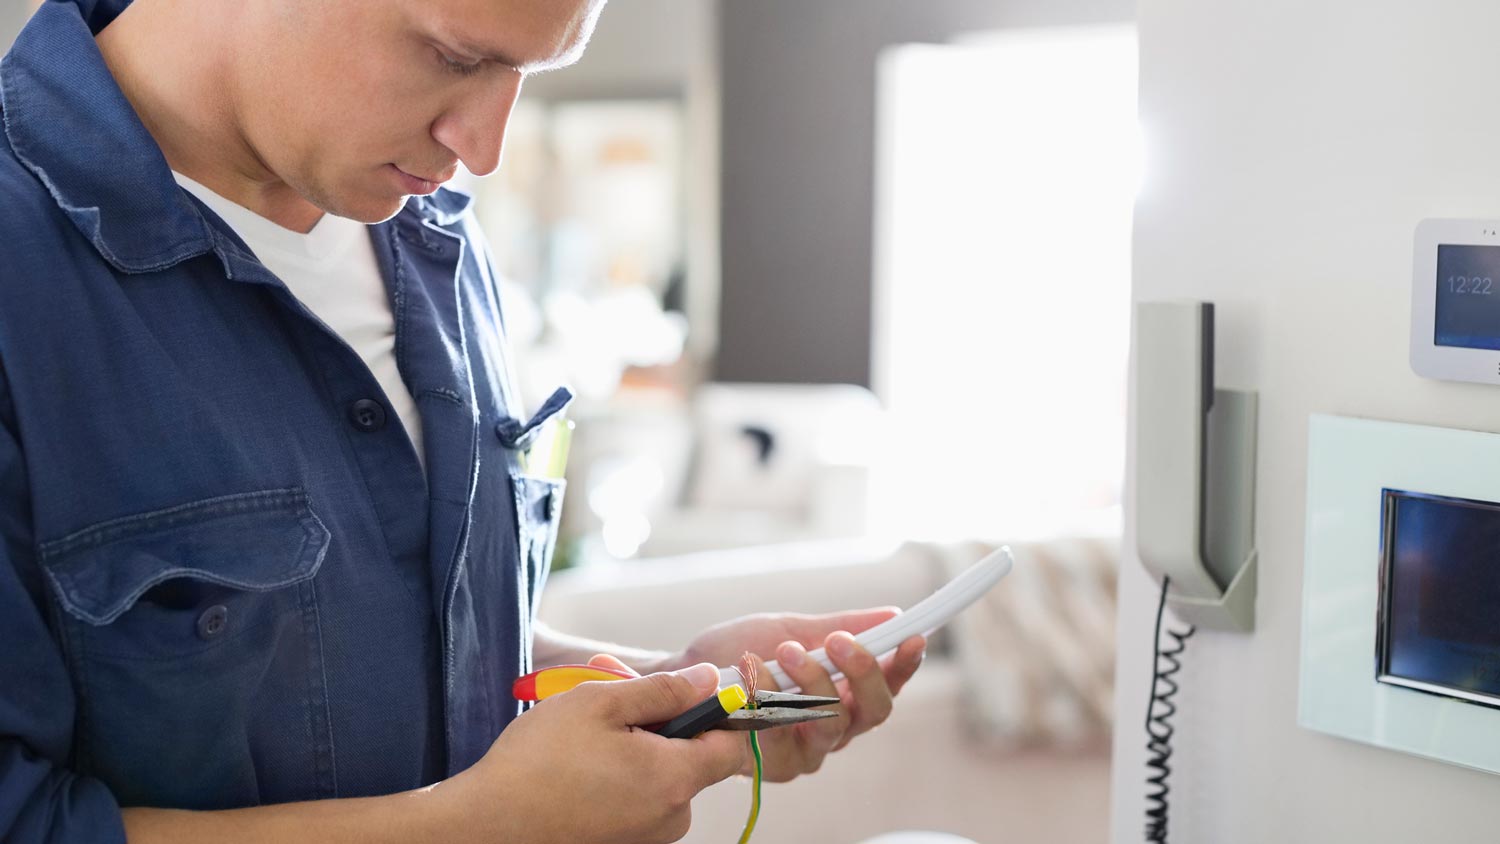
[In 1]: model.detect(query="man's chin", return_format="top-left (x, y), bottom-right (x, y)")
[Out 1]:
top-left (324, 194), bottom-right (408, 226)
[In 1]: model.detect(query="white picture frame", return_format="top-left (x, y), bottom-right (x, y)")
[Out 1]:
top-left (1300, 413), bottom-right (1500, 776)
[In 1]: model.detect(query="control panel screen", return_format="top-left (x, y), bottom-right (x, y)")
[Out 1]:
top-left (1435, 244), bottom-right (1500, 350)
top-left (1379, 489), bottom-right (1500, 705)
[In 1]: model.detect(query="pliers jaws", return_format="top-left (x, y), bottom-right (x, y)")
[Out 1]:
top-left (717, 690), bottom-right (841, 731)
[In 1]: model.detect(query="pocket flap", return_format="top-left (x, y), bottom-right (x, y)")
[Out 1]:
top-left (39, 489), bottom-right (331, 626)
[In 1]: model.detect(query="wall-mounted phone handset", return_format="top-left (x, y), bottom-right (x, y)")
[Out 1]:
top-left (1134, 300), bottom-right (1258, 632)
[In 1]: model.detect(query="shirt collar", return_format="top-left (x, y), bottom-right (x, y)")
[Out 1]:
top-left (410, 185), bottom-right (474, 227)
top-left (1, 0), bottom-right (476, 274)
top-left (0, 0), bottom-right (214, 273)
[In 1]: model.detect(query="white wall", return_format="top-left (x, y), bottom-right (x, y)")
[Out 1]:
top-left (1112, 1), bottom-right (1500, 841)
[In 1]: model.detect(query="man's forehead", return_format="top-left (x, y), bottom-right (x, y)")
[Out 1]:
top-left (419, 0), bottom-right (605, 73)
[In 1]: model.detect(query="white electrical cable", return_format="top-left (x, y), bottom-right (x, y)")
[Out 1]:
top-left (718, 545), bottom-right (1016, 692)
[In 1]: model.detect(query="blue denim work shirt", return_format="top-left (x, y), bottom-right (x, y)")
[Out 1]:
top-left (0, 2), bottom-right (569, 841)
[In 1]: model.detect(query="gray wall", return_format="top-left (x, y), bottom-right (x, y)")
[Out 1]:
top-left (1, 0), bottom-right (32, 52)
top-left (716, 0), bottom-right (1135, 386)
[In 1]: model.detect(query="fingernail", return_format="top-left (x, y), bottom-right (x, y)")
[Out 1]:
top-left (778, 643), bottom-right (805, 669)
top-left (677, 662), bottom-right (720, 693)
top-left (828, 635), bottom-right (854, 660)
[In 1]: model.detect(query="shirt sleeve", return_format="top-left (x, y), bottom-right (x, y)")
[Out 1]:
top-left (0, 362), bottom-right (127, 844)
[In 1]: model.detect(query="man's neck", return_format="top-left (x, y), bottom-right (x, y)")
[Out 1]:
top-left (95, 0), bottom-right (324, 233)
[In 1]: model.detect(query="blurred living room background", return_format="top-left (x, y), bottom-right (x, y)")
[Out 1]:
top-left (2, 0), bottom-right (1136, 840)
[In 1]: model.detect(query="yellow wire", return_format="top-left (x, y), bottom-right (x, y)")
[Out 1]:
top-left (736, 656), bottom-right (763, 844)
top-left (736, 727), bottom-right (763, 844)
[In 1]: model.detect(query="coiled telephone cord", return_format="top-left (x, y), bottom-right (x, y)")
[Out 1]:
top-left (1144, 575), bottom-right (1193, 843)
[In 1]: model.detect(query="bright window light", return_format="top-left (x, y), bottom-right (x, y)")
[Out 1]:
top-left (871, 25), bottom-right (1139, 542)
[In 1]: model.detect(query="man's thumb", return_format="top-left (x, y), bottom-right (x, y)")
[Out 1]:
top-left (607, 663), bottom-right (721, 727)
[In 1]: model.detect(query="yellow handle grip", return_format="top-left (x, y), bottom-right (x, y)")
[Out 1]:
top-left (512, 664), bottom-right (634, 701)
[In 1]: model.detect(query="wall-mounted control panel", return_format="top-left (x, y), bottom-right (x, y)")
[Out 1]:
top-left (1301, 415), bottom-right (1500, 775)
top-left (1410, 218), bottom-right (1500, 385)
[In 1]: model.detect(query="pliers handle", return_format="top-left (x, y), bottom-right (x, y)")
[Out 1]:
top-left (512, 664), bottom-right (841, 737)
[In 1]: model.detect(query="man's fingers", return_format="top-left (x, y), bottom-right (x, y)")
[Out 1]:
top-left (822, 632), bottom-right (893, 752)
top-left (883, 634), bottom-right (927, 697)
top-left (827, 634), bottom-right (924, 752)
top-left (586, 653), bottom-right (641, 677)
top-left (774, 641), bottom-right (846, 768)
top-left (681, 728), bottom-right (750, 791)
top-left (607, 664), bottom-right (747, 793)
top-left (596, 663), bottom-right (721, 727)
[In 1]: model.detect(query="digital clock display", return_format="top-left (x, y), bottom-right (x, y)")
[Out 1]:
top-left (1435, 244), bottom-right (1500, 350)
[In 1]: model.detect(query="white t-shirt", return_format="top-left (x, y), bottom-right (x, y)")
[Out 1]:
top-left (172, 172), bottom-right (425, 468)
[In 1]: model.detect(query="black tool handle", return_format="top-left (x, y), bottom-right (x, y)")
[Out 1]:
top-left (653, 693), bottom-right (731, 739)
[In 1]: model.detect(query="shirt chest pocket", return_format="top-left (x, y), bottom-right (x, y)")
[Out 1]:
top-left (512, 474), bottom-right (565, 612)
top-left (38, 489), bottom-right (338, 809)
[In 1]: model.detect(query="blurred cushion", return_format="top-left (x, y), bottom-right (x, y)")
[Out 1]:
top-left (686, 382), bottom-right (880, 515)
top-left (938, 536), bottom-right (1118, 749)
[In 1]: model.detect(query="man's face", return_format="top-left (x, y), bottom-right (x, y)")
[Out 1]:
top-left (236, 0), bottom-right (602, 223)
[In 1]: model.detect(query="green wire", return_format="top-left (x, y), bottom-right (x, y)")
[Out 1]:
top-left (736, 729), bottom-right (763, 844)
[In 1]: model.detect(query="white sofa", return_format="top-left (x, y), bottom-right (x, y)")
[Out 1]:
top-left (538, 538), bottom-right (1115, 844)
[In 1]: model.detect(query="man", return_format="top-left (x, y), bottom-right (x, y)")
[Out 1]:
top-left (0, 0), bottom-right (927, 842)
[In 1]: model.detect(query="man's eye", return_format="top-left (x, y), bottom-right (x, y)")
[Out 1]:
top-left (435, 48), bottom-right (484, 77)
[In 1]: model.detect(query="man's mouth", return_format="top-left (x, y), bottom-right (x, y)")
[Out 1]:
top-left (390, 164), bottom-right (456, 196)
top-left (405, 165), bottom-right (456, 183)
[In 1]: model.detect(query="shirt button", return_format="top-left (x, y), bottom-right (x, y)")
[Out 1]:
top-left (197, 605), bottom-right (229, 640)
top-left (349, 398), bottom-right (388, 432)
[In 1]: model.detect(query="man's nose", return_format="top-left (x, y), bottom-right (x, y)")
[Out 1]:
top-left (432, 75), bottom-right (524, 178)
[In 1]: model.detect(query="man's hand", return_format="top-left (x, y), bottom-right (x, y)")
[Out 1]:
top-left (605, 609), bottom-right (926, 783)
top-left (441, 663), bottom-right (747, 844)
top-left (121, 663), bottom-right (744, 844)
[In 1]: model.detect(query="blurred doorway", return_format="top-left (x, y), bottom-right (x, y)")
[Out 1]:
top-left (872, 25), bottom-right (1139, 542)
